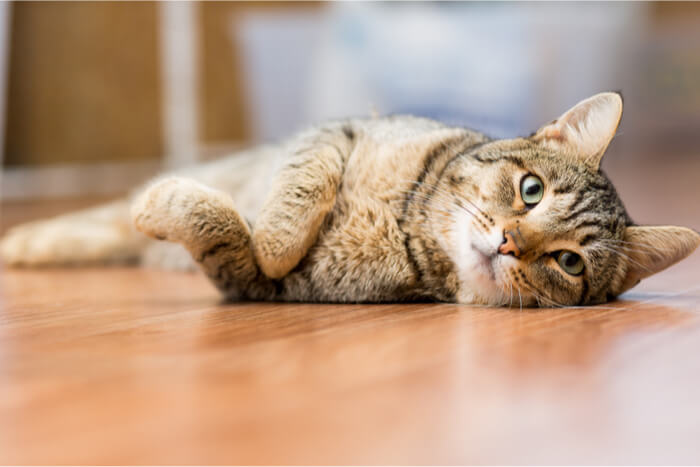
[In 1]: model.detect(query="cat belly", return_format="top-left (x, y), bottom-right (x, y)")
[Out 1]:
top-left (280, 197), bottom-right (417, 302)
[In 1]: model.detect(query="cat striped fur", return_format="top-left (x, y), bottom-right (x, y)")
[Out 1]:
top-left (2, 92), bottom-right (699, 306)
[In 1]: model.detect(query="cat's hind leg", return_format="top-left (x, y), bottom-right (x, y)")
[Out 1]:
top-left (132, 176), bottom-right (276, 300)
top-left (0, 200), bottom-right (146, 266)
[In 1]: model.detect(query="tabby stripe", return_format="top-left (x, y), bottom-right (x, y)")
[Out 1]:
top-left (578, 275), bottom-right (589, 306)
top-left (502, 155), bottom-right (526, 169)
top-left (579, 234), bottom-right (597, 247)
top-left (403, 234), bottom-right (423, 282)
top-left (342, 124), bottom-right (355, 141)
top-left (433, 140), bottom-right (488, 190)
top-left (213, 258), bottom-right (235, 280)
top-left (566, 190), bottom-right (587, 216)
top-left (423, 139), bottom-right (484, 210)
top-left (561, 198), bottom-right (597, 223)
top-left (574, 218), bottom-right (607, 230)
top-left (198, 241), bottom-right (232, 262)
top-left (398, 140), bottom-right (455, 224)
top-left (609, 217), bottom-right (622, 235)
top-left (471, 153), bottom-right (525, 169)
top-left (398, 135), bottom-right (476, 282)
top-left (588, 180), bottom-right (610, 192)
top-left (553, 183), bottom-right (575, 194)
top-left (403, 135), bottom-right (475, 215)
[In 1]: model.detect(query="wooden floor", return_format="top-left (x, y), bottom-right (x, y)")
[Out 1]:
top-left (2, 158), bottom-right (700, 464)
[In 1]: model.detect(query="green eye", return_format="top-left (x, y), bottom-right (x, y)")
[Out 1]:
top-left (520, 174), bottom-right (544, 206)
top-left (557, 251), bottom-right (585, 276)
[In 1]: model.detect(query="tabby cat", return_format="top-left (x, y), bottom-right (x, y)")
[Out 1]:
top-left (2, 92), bottom-right (698, 306)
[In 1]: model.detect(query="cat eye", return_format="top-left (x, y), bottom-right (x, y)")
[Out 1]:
top-left (520, 174), bottom-right (544, 206)
top-left (557, 251), bottom-right (585, 276)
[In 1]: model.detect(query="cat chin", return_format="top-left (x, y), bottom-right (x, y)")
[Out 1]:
top-left (439, 214), bottom-right (507, 305)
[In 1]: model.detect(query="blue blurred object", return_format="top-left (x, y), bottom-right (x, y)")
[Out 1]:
top-left (235, 2), bottom-right (647, 141)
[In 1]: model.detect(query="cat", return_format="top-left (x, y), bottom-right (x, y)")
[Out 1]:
top-left (2, 92), bottom-right (698, 306)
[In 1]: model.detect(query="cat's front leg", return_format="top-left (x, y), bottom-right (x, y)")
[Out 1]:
top-left (252, 123), bottom-right (356, 279)
top-left (132, 177), bottom-right (275, 300)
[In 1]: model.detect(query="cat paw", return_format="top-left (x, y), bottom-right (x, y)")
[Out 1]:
top-left (132, 177), bottom-right (194, 242)
top-left (0, 219), bottom-right (137, 266)
top-left (132, 176), bottom-right (231, 245)
top-left (0, 221), bottom-right (81, 266)
top-left (0, 224), bottom-right (34, 265)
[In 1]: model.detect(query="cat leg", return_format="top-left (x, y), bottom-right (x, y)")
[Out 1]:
top-left (253, 125), bottom-right (354, 278)
top-left (0, 200), bottom-right (146, 266)
top-left (132, 176), bottom-right (276, 300)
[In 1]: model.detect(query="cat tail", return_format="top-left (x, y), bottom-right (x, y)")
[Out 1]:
top-left (0, 199), bottom-right (148, 267)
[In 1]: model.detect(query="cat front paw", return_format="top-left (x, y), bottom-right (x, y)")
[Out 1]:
top-left (0, 218), bottom-right (137, 266)
top-left (0, 221), bottom-right (79, 266)
top-left (132, 176), bottom-right (229, 245)
top-left (132, 177), bottom-right (189, 242)
top-left (0, 224), bottom-right (34, 265)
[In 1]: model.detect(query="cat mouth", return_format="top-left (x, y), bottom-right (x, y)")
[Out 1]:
top-left (473, 247), bottom-right (497, 282)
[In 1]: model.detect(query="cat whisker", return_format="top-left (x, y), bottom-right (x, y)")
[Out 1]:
top-left (424, 182), bottom-right (490, 221)
top-left (507, 268), bottom-right (573, 309)
top-left (596, 244), bottom-right (653, 272)
top-left (399, 189), bottom-right (487, 232)
top-left (399, 179), bottom-right (492, 226)
top-left (509, 281), bottom-right (513, 308)
top-left (393, 193), bottom-right (460, 221)
top-left (394, 189), bottom-right (454, 210)
top-left (518, 285), bottom-right (523, 312)
top-left (505, 270), bottom-right (525, 311)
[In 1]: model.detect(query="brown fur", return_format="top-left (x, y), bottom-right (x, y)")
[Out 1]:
top-left (2, 93), bottom-right (699, 306)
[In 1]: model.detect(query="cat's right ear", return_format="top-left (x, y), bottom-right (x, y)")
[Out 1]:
top-left (531, 92), bottom-right (623, 170)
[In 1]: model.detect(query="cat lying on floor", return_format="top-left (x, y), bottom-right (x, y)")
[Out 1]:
top-left (2, 92), bottom-right (698, 306)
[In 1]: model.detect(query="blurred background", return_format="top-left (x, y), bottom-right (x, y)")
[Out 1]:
top-left (1, 1), bottom-right (699, 230)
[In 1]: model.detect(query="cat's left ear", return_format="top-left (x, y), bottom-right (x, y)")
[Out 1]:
top-left (618, 225), bottom-right (700, 293)
top-left (531, 92), bottom-right (623, 170)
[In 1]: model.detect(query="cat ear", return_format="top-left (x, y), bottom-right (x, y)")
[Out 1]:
top-left (532, 92), bottom-right (623, 170)
top-left (618, 225), bottom-right (700, 293)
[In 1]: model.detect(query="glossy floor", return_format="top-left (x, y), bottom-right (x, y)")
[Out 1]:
top-left (3, 263), bottom-right (700, 464)
top-left (2, 157), bottom-right (700, 464)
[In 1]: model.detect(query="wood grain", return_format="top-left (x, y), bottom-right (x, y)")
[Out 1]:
top-left (1, 253), bottom-right (699, 464)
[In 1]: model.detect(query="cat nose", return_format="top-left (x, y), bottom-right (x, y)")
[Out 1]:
top-left (498, 231), bottom-right (521, 257)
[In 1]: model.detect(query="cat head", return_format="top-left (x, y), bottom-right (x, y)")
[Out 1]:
top-left (436, 92), bottom-right (700, 306)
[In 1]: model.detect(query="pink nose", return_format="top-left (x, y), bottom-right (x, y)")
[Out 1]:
top-left (498, 231), bottom-right (521, 257)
